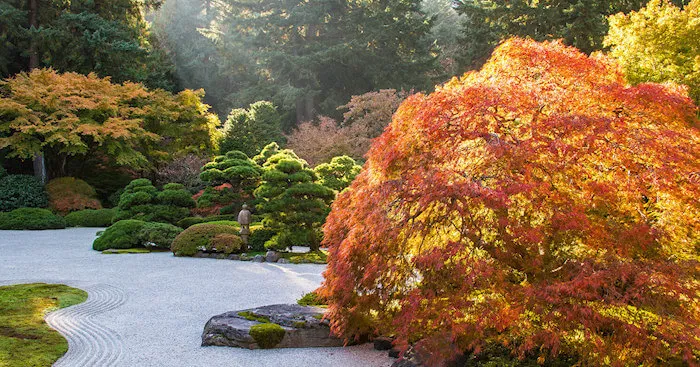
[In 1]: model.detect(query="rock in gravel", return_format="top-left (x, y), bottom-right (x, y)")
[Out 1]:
top-left (227, 254), bottom-right (240, 260)
top-left (253, 255), bottom-right (265, 263)
top-left (390, 343), bottom-right (469, 367)
top-left (278, 258), bottom-right (290, 264)
top-left (374, 336), bottom-right (394, 351)
top-left (202, 304), bottom-right (345, 349)
top-left (265, 251), bottom-right (280, 263)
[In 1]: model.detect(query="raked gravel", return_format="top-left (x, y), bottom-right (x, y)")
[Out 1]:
top-left (0, 228), bottom-right (393, 367)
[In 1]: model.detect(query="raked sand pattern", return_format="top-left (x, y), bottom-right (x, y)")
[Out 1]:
top-left (0, 228), bottom-right (392, 367)
top-left (47, 283), bottom-right (127, 367)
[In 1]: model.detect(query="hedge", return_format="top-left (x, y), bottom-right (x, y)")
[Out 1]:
top-left (0, 208), bottom-right (66, 230)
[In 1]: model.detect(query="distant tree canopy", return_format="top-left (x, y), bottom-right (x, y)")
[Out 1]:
top-left (452, 0), bottom-right (689, 68)
top-left (0, 0), bottom-right (175, 90)
top-left (605, 0), bottom-right (700, 104)
top-left (151, 0), bottom-right (437, 127)
top-left (219, 101), bottom-right (285, 158)
top-left (0, 69), bottom-right (219, 178)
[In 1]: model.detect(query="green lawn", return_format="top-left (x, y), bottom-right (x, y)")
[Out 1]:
top-left (0, 283), bottom-right (88, 367)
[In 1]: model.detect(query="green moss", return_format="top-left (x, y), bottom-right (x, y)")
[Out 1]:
top-left (237, 311), bottom-right (270, 323)
top-left (280, 250), bottom-right (328, 264)
top-left (249, 323), bottom-right (285, 349)
top-left (102, 248), bottom-right (151, 254)
top-left (65, 209), bottom-right (115, 227)
top-left (0, 208), bottom-right (66, 230)
top-left (293, 321), bottom-right (307, 328)
top-left (297, 291), bottom-right (328, 306)
top-left (0, 283), bottom-right (88, 367)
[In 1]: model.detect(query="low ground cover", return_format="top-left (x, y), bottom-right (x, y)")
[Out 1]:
top-left (0, 283), bottom-right (88, 367)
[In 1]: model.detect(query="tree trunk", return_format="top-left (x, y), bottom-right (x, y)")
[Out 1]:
top-left (29, 0), bottom-right (47, 183)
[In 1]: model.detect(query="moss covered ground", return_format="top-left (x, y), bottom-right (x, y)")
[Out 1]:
top-left (0, 283), bottom-right (88, 367)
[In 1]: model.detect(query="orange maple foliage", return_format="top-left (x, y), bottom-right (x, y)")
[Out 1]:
top-left (321, 38), bottom-right (700, 366)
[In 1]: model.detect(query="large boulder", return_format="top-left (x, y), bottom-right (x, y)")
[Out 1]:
top-left (202, 304), bottom-right (345, 349)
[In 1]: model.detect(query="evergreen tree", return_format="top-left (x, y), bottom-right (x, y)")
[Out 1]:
top-left (451, 0), bottom-right (687, 68)
top-left (254, 151), bottom-right (334, 251)
top-left (219, 0), bottom-right (438, 126)
top-left (0, 0), bottom-right (175, 90)
top-left (219, 101), bottom-right (285, 157)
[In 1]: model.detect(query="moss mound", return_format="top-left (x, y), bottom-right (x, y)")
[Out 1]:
top-left (0, 283), bottom-right (87, 367)
top-left (0, 208), bottom-right (66, 230)
top-left (170, 223), bottom-right (243, 256)
top-left (249, 323), bottom-right (285, 349)
top-left (64, 209), bottom-right (115, 227)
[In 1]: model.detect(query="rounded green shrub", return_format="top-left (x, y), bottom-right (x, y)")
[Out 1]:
top-left (0, 208), bottom-right (66, 230)
top-left (210, 233), bottom-right (243, 254)
top-left (92, 220), bottom-right (147, 251)
top-left (249, 323), bottom-right (285, 349)
top-left (114, 179), bottom-right (193, 225)
top-left (176, 214), bottom-right (238, 229)
top-left (0, 175), bottom-right (48, 212)
top-left (0, 166), bottom-right (6, 179)
top-left (170, 223), bottom-right (242, 256)
top-left (65, 209), bottom-right (115, 227)
top-left (138, 222), bottom-right (183, 249)
top-left (248, 228), bottom-right (276, 252)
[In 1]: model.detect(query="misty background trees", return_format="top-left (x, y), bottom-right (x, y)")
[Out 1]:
top-left (1, 0), bottom-right (694, 180)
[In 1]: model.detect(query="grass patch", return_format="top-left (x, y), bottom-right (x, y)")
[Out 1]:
top-left (280, 250), bottom-right (328, 264)
top-left (297, 290), bottom-right (328, 306)
top-left (237, 311), bottom-right (271, 323)
top-left (0, 283), bottom-right (88, 367)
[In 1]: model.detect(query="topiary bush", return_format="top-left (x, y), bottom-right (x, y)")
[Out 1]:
top-left (64, 209), bottom-right (115, 227)
top-left (176, 214), bottom-right (238, 229)
top-left (254, 152), bottom-right (334, 251)
top-left (195, 151), bottom-right (263, 216)
top-left (92, 220), bottom-right (146, 251)
top-left (113, 179), bottom-right (195, 225)
top-left (247, 228), bottom-right (277, 252)
top-left (170, 223), bottom-right (243, 256)
top-left (137, 222), bottom-right (183, 249)
top-left (0, 175), bottom-right (48, 212)
top-left (45, 177), bottom-right (102, 214)
top-left (0, 208), bottom-right (66, 230)
top-left (209, 233), bottom-right (244, 254)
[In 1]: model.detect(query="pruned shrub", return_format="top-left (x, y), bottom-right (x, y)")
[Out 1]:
top-left (92, 220), bottom-right (146, 251)
top-left (195, 150), bottom-right (262, 216)
top-left (170, 223), bottom-right (243, 256)
top-left (209, 233), bottom-right (244, 254)
top-left (248, 228), bottom-right (277, 252)
top-left (176, 214), bottom-right (238, 229)
top-left (0, 208), bottom-right (66, 230)
top-left (0, 175), bottom-right (48, 212)
top-left (137, 222), bottom-right (183, 249)
top-left (46, 177), bottom-right (102, 214)
top-left (114, 179), bottom-right (194, 225)
top-left (65, 209), bottom-right (115, 227)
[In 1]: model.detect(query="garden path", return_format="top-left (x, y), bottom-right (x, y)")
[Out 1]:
top-left (0, 228), bottom-right (392, 367)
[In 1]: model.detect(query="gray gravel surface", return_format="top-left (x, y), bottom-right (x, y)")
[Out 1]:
top-left (0, 228), bottom-right (393, 367)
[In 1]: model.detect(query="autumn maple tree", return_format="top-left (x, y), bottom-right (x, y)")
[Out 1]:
top-left (321, 38), bottom-right (700, 365)
top-left (0, 68), bottom-right (219, 178)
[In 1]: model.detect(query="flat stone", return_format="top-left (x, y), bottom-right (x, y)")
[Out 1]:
top-left (253, 255), bottom-right (265, 262)
top-left (265, 251), bottom-right (280, 263)
top-left (227, 254), bottom-right (240, 260)
top-left (202, 304), bottom-right (345, 349)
